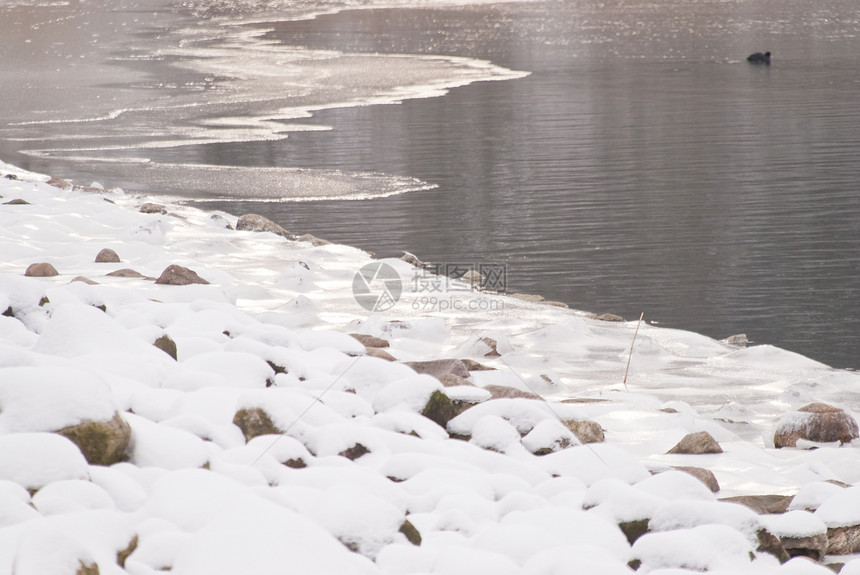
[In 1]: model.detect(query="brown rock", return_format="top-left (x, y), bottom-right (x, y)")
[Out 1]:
top-left (781, 532), bottom-right (829, 561)
top-left (667, 431), bottom-right (723, 454)
top-left (719, 494), bottom-right (794, 515)
top-left (233, 408), bottom-right (281, 442)
top-left (564, 419), bottom-right (605, 444)
top-left (674, 466), bottom-right (721, 492)
top-left (826, 525), bottom-right (860, 555)
top-left (25, 262), bottom-right (59, 277)
top-left (350, 334), bottom-right (390, 348)
top-left (55, 413), bottom-right (131, 466)
top-left (366, 347), bottom-right (396, 361)
top-left (438, 374), bottom-right (473, 387)
top-left (76, 560), bottom-right (99, 575)
top-left (46, 177), bottom-right (72, 189)
top-left (117, 535), bottom-right (138, 568)
top-left (405, 359), bottom-right (471, 380)
top-left (71, 276), bottom-right (99, 285)
top-left (95, 248), bottom-right (121, 263)
top-left (484, 385), bottom-right (542, 401)
top-left (461, 359), bottom-right (495, 371)
top-left (106, 268), bottom-right (147, 278)
top-left (235, 214), bottom-right (294, 239)
top-left (774, 403), bottom-right (859, 448)
top-left (3, 198), bottom-right (30, 205)
top-left (155, 265), bottom-right (209, 286)
top-left (295, 233), bottom-right (330, 246)
top-left (757, 529), bottom-right (790, 563)
top-left (139, 202), bottom-right (166, 214)
top-left (339, 443), bottom-right (370, 460)
top-left (399, 519), bottom-right (422, 546)
top-left (479, 337), bottom-right (501, 357)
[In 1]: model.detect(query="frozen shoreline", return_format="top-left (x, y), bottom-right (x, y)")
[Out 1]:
top-left (3, 160), bottom-right (860, 574)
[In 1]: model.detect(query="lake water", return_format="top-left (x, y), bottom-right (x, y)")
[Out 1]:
top-left (2, 0), bottom-right (859, 368)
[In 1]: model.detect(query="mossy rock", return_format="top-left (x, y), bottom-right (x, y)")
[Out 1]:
top-left (619, 518), bottom-right (650, 545)
top-left (153, 335), bottom-right (178, 360)
top-left (399, 519), bottom-right (422, 546)
top-left (55, 413), bottom-right (131, 466)
top-left (421, 390), bottom-right (456, 428)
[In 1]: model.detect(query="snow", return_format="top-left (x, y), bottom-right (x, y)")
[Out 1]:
top-left (2, 161), bottom-right (860, 573)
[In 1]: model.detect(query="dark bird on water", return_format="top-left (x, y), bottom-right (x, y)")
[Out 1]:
top-left (747, 51), bottom-right (771, 64)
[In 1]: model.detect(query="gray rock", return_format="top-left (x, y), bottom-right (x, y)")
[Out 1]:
top-left (774, 403), bottom-right (860, 448)
top-left (236, 214), bottom-right (294, 239)
top-left (55, 412), bottom-right (131, 466)
top-left (155, 264), bottom-right (209, 286)
top-left (405, 359), bottom-right (470, 380)
top-left (484, 385), bottom-right (542, 401)
top-left (564, 419), bottom-right (605, 444)
top-left (826, 525), bottom-right (860, 555)
top-left (139, 202), bottom-right (167, 214)
top-left (781, 532), bottom-right (829, 561)
top-left (366, 347), bottom-right (397, 362)
top-left (25, 262), bottom-right (59, 277)
top-left (95, 248), bottom-right (120, 263)
top-left (667, 431), bottom-right (723, 454)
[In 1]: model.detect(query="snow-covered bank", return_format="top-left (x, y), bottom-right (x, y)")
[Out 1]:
top-left (2, 160), bottom-right (860, 574)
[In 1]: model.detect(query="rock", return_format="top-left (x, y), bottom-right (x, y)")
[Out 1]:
top-left (774, 403), bottom-right (859, 448)
top-left (153, 335), bottom-right (178, 360)
top-left (94, 248), bottom-right (120, 263)
top-left (722, 333), bottom-right (748, 347)
top-left (106, 268), bottom-right (148, 278)
top-left (619, 519), bottom-right (650, 545)
top-left (233, 408), bottom-right (281, 442)
top-left (590, 313), bottom-right (625, 322)
top-left (236, 214), bottom-right (294, 239)
top-left (209, 214), bottom-right (234, 229)
top-left (781, 532), bottom-right (829, 561)
top-left (404, 359), bottom-right (470, 380)
top-left (756, 529), bottom-right (790, 563)
top-left (438, 374), bottom-right (473, 387)
top-left (339, 443), bottom-right (370, 460)
top-left (461, 358), bottom-right (495, 371)
top-left (484, 385), bottom-right (542, 401)
top-left (46, 177), bottom-right (72, 189)
top-left (719, 494), bottom-right (794, 515)
top-left (350, 334), bottom-right (390, 348)
top-left (154, 264), bottom-right (209, 285)
top-left (4, 198), bottom-right (30, 205)
top-left (826, 525), bottom-right (860, 555)
top-left (76, 560), bottom-right (99, 575)
top-left (25, 262), bottom-right (59, 277)
top-left (366, 347), bottom-right (396, 361)
top-left (478, 337), bottom-right (501, 357)
top-left (564, 419), bottom-right (605, 444)
top-left (458, 269), bottom-right (484, 286)
top-left (674, 466), bottom-right (721, 492)
top-left (399, 520), bottom-right (422, 546)
top-left (117, 535), bottom-right (138, 568)
top-left (139, 202), bottom-right (167, 214)
top-left (666, 431), bottom-right (723, 454)
top-left (421, 390), bottom-right (456, 428)
top-left (401, 251), bottom-right (431, 269)
top-left (295, 233), bottom-right (330, 246)
top-left (71, 276), bottom-right (99, 285)
top-left (54, 413), bottom-right (131, 466)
